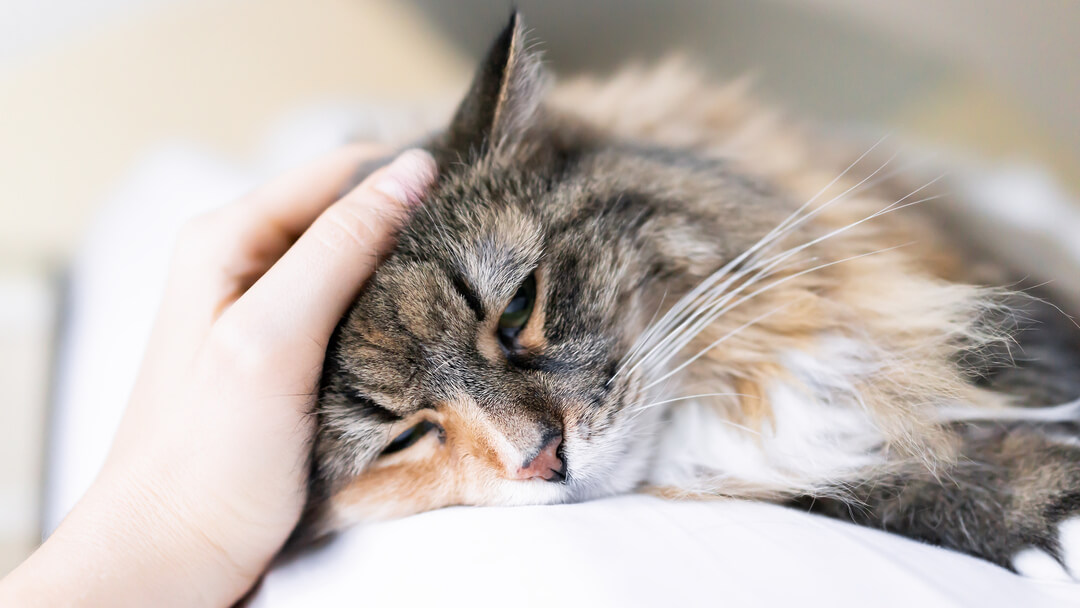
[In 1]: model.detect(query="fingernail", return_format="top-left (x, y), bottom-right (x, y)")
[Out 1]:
top-left (373, 149), bottom-right (437, 206)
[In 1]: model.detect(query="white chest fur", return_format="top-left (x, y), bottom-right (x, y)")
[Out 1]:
top-left (648, 336), bottom-right (888, 496)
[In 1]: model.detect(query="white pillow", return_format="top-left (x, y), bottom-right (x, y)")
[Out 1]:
top-left (254, 496), bottom-right (1075, 607)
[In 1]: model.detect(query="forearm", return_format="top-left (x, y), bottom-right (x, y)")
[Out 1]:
top-left (0, 471), bottom-right (250, 607)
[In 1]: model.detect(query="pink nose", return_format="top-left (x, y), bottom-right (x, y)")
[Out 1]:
top-left (513, 435), bottom-right (566, 482)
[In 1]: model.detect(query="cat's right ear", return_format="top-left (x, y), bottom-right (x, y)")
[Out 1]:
top-left (435, 11), bottom-right (547, 165)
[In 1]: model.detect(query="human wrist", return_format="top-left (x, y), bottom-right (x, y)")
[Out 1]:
top-left (1, 466), bottom-right (257, 607)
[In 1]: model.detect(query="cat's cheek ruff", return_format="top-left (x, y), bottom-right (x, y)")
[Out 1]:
top-left (639, 278), bottom-right (1010, 500)
top-left (558, 395), bottom-right (665, 501)
top-left (647, 337), bottom-right (889, 497)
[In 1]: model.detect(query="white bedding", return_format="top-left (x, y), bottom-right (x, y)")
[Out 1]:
top-left (46, 111), bottom-right (1080, 607)
top-left (254, 496), bottom-right (1073, 607)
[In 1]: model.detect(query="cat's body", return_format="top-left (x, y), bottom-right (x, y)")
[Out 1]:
top-left (293, 14), bottom-right (1080, 576)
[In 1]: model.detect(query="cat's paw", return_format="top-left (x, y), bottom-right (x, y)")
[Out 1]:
top-left (1013, 517), bottom-right (1080, 581)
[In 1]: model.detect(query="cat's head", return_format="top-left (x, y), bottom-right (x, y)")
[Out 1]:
top-left (296, 12), bottom-right (784, 540)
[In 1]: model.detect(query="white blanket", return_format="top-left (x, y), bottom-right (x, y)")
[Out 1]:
top-left (255, 496), bottom-right (1072, 607)
top-left (46, 112), bottom-right (1080, 607)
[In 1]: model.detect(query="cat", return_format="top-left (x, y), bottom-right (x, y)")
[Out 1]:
top-left (289, 12), bottom-right (1080, 576)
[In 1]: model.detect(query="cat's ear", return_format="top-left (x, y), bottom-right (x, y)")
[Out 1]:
top-left (440, 11), bottom-right (546, 162)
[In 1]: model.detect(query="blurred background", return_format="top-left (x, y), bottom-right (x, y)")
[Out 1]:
top-left (1, 0), bottom-right (1078, 573)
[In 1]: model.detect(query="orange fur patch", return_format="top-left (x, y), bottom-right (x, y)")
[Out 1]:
top-left (329, 397), bottom-right (547, 524)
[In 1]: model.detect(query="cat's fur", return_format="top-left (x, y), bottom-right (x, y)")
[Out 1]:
top-left (292, 13), bottom-right (1080, 574)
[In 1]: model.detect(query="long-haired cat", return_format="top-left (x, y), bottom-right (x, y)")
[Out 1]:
top-left (291, 13), bottom-right (1080, 575)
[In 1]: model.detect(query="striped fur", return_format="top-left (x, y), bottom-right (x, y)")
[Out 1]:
top-left (288, 13), bottom-right (1080, 574)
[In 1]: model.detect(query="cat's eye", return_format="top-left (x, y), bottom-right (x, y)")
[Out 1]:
top-left (498, 273), bottom-right (536, 346)
top-left (380, 420), bottom-right (440, 456)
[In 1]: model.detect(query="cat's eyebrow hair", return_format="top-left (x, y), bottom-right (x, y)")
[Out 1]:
top-left (448, 270), bottom-right (486, 321)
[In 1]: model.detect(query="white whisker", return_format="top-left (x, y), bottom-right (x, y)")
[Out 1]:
top-left (613, 140), bottom-right (944, 401)
top-left (613, 289), bottom-right (669, 385)
top-left (748, 149), bottom-right (900, 267)
top-left (635, 253), bottom-right (812, 375)
top-left (612, 139), bottom-right (891, 381)
top-left (642, 303), bottom-right (792, 390)
top-left (644, 242), bottom-right (913, 388)
top-left (615, 139), bottom-right (901, 383)
top-left (628, 392), bottom-right (748, 413)
top-left (628, 393), bottom-right (764, 436)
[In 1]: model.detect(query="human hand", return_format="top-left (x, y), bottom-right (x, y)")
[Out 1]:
top-left (0, 146), bottom-right (437, 607)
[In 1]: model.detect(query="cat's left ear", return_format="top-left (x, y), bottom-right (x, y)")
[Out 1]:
top-left (437, 11), bottom-right (547, 164)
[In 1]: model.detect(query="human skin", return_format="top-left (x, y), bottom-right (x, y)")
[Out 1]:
top-left (0, 146), bottom-right (437, 607)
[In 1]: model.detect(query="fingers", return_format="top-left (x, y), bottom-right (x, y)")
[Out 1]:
top-left (218, 149), bottom-right (437, 360)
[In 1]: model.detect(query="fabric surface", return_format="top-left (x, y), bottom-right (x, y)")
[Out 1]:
top-left (46, 112), bottom-right (1080, 607)
top-left (254, 496), bottom-right (1076, 607)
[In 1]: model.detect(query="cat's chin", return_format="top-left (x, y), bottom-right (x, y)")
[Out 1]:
top-left (556, 402), bottom-right (666, 504)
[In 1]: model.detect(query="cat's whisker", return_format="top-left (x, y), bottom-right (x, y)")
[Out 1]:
top-left (620, 375), bottom-right (680, 424)
top-left (613, 289), bottom-right (669, 386)
top-left (628, 392), bottom-right (752, 415)
top-left (637, 251), bottom-right (816, 372)
top-left (642, 243), bottom-right (913, 387)
top-left (624, 208), bottom-right (805, 367)
top-left (641, 303), bottom-right (792, 391)
top-left (749, 148), bottom-right (900, 261)
top-left (760, 146), bottom-right (947, 254)
top-left (625, 394), bottom-right (764, 436)
top-left (615, 146), bottom-right (945, 397)
top-left (845, 150), bottom-right (943, 199)
top-left (730, 134), bottom-right (894, 270)
top-left (641, 213), bottom-right (921, 378)
top-left (616, 138), bottom-right (902, 381)
top-left (694, 180), bottom-right (950, 333)
top-left (622, 241), bottom-right (767, 370)
top-left (782, 134), bottom-right (891, 227)
top-left (625, 271), bottom-right (753, 377)
top-left (629, 260), bottom-right (784, 381)
top-left (431, 356), bottom-right (454, 374)
top-left (732, 190), bottom-right (946, 296)
top-left (624, 249), bottom-right (799, 382)
top-left (619, 240), bottom-right (802, 381)
top-left (657, 238), bottom-right (916, 369)
top-left (688, 151), bottom-right (941, 322)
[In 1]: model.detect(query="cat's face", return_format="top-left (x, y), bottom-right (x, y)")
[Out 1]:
top-left (298, 14), bottom-right (784, 539)
top-left (314, 159), bottom-right (662, 525)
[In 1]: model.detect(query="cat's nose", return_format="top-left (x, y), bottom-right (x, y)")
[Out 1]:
top-left (513, 434), bottom-right (566, 482)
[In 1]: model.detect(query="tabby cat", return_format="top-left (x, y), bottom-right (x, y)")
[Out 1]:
top-left (291, 13), bottom-right (1080, 575)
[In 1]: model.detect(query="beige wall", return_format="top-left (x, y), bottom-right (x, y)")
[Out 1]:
top-left (3, 0), bottom-right (1078, 270)
top-left (804, 0), bottom-right (1080, 193)
top-left (0, 0), bottom-right (470, 270)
